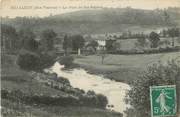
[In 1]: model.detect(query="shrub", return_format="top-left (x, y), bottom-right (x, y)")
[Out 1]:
top-left (125, 60), bottom-right (180, 117)
top-left (39, 53), bottom-right (55, 69)
top-left (96, 94), bottom-right (108, 109)
top-left (59, 56), bottom-right (74, 68)
top-left (57, 77), bottom-right (70, 86)
top-left (17, 50), bottom-right (55, 71)
top-left (17, 51), bottom-right (41, 71)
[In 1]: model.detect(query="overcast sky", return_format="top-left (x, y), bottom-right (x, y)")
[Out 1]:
top-left (1, 0), bottom-right (180, 18)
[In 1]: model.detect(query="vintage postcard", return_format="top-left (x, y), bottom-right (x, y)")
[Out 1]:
top-left (1, 0), bottom-right (180, 117)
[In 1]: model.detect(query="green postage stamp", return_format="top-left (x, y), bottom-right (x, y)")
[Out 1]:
top-left (150, 85), bottom-right (177, 117)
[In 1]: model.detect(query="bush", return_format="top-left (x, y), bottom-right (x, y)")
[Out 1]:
top-left (17, 51), bottom-right (41, 71)
top-left (96, 94), bottom-right (108, 109)
top-left (59, 56), bottom-right (74, 68)
top-left (109, 46), bottom-right (180, 55)
top-left (1, 88), bottom-right (108, 109)
top-left (39, 53), bottom-right (55, 69)
top-left (17, 50), bottom-right (55, 71)
top-left (125, 60), bottom-right (180, 117)
top-left (57, 77), bottom-right (70, 86)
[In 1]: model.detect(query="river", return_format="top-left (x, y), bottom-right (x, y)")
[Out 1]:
top-left (49, 62), bottom-right (130, 114)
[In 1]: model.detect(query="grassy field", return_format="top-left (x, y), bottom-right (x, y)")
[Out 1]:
top-left (75, 52), bottom-right (180, 83)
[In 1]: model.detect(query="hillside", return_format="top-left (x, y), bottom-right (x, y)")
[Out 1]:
top-left (2, 7), bottom-right (180, 35)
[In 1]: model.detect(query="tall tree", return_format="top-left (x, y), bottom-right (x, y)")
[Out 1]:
top-left (18, 29), bottom-right (38, 52)
top-left (40, 29), bottom-right (57, 51)
top-left (149, 32), bottom-right (160, 48)
top-left (1, 24), bottom-right (19, 51)
top-left (63, 35), bottom-right (72, 55)
top-left (168, 28), bottom-right (179, 47)
top-left (87, 40), bottom-right (98, 51)
top-left (71, 35), bottom-right (85, 55)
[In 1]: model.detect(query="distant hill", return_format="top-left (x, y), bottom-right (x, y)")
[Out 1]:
top-left (2, 7), bottom-right (180, 35)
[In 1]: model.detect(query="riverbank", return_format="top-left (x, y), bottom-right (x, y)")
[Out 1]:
top-left (1, 54), bottom-right (123, 117)
top-left (74, 52), bottom-right (180, 84)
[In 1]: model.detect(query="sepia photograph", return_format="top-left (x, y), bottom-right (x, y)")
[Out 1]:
top-left (1, 0), bottom-right (180, 117)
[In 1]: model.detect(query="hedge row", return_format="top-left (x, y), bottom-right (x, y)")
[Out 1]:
top-left (108, 46), bottom-right (180, 55)
top-left (1, 89), bottom-right (108, 109)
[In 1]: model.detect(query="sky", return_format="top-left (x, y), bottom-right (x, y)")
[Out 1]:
top-left (1, 0), bottom-right (180, 18)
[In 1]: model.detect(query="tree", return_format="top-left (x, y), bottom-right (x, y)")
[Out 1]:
top-left (135, 37), bottom-right (147, 49)
top-left (40, 29), bottom-right (57, 51)
top-left (162, 29), bottom-right (168, 37)
top-left (63, 35), bottom-right (72, 55)
top-left (59, 56), bottom-right (74, 68)
top-left (149, 32), bottom-right (160, 48)
top-left (112, 41), bottom-right (121, 51)
top-left (1, 24), bottom-right (19, 51)
top-left (23, 38), bottom-right (39, 52)
top-left (96, 94), bottom-right (108, 109)
top-left (105, 40), bottom-right (117, 51)
top-left (168, 28), bottom-right (180, 47)
top-left (163, 10), bottom-right (170, 24)
top-left (17, 51), bottom-right (41, 71)
top-left (125, 60), bottom-right (180, 117)
top-left (17, 51), bottom-right (55, 71)
top-left (87, 40), bottom-right (98, 52)
top-left (18, 29), bottom-right (38, 52)
top-left (71, 35), bottom-right (85, 55)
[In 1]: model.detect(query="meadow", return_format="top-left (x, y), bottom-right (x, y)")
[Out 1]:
top-left (75, 52), bottom-right (180, 83)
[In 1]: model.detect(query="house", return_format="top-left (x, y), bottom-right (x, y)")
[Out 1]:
top-left (96, 39), bottom-right (106, 50)
top-left (94, 35), bottom-right (117, 51)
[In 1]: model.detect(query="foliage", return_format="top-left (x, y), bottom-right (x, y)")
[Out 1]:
top-left (112, 42), bottom-right (121, 51)
top-left (39, 53), bottom-right (55, 69)
top-left (24, 38), bottom-right (39, 52)
top-left (109, 46), bottom-right (180, 55)
top-left (71, 35), bottom-right (85, 51)
top-left (168, 28), bottom-right (180, 38)
top-left (1, 24), bottom-right (19, 50)
top-left (17, 51), bottom-right (41, 71)
top-left (40, 29), bottom-right (57, 51)
top-left (168, 28), bottom-right (180, 46)
top-left (18, 29), bottom-right (38, 51)
top-left (63, 35), bottom-right (72, 55)
top-left (17, 51), bottom-right (55, 71)
top-left (159, 40), bottom-right (171, 47)
top-left (135, 37), bottom-right (148, 49)
top-left (105, 40), bottom-right (116, 51)
top-left (125, 60), bottom-right (180, 117)
top-left (59, 56), bottom-right (74, 68)
top-left (1, 88), bottom-right (108, 109)
top-left (87, 40), bottom-right (99, 51)
top-left (149, 32), bottom-right (160, 48)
